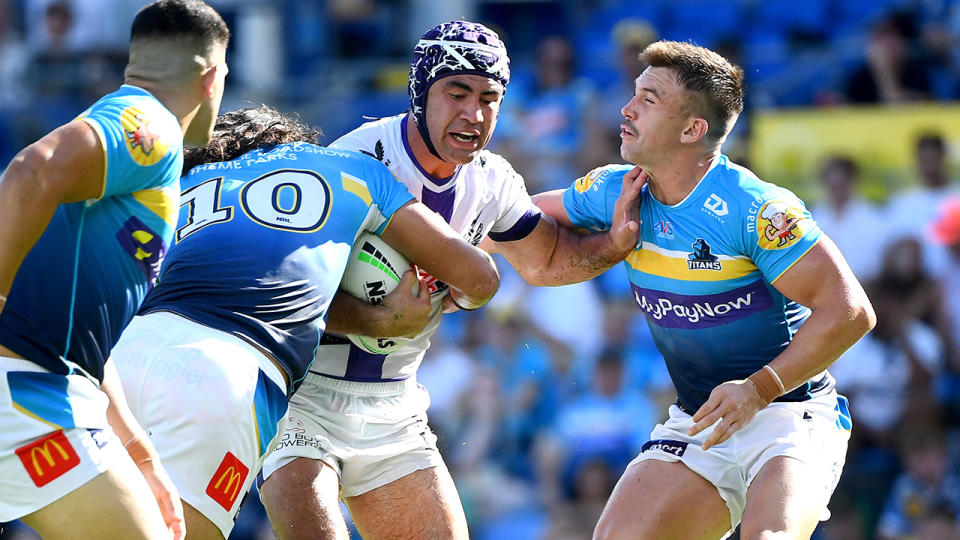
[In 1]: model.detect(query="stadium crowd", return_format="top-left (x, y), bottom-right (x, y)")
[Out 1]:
top-left (2, 0), bottom-right (960, 539)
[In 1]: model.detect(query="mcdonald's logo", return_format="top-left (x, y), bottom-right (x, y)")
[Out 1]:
top-left (15, 430), bottom-right (81, 487)
top-left (205, 451), bottom-right (249, 511)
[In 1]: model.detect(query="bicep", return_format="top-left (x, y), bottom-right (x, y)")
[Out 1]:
top-left (21, 120), bottom-right (106, 203)
top-left (532, 189), bottom-right (574, 228)
top-left (771, 235), bottom-right (864, 310)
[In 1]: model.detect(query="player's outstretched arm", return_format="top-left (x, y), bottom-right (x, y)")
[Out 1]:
top-left (490, 168), bottom-right (645, 287)
top-left (689, 235), bottom-right (876, 449)
top-left (0, 121), bottom-right (105, 312)
top-left (101, 359), bottom-right (186, 540)
top-left (325, 270), bottom-right (431, 338)
top-left (382, 200), bottom-right (499, 310)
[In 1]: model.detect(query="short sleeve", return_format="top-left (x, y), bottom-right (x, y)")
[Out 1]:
top-left (361, 154), bottom-right (415, 235)
top-left (560, 164), bottom-right (631, 231)
top-left (487, 155), bottom-right (541, 242)
top-left (741, 188), bottom-right (822, 283)
top-left (80, 98), bottom-right (182, 199)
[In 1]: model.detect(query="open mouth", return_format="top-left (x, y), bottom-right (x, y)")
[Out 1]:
top-left (450, 131), bottom-right (480, 145)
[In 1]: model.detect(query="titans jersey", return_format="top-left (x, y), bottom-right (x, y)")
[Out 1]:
top-left (138, 143), bottom-right (414, 390)
top-left (563, 156), bottom-right (834, 412)
top-left (308, 113), bottom-right (542, 382)
top-left (0, 85), bottom-right (182, 382)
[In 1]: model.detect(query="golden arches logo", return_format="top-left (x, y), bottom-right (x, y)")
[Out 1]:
top-left (120, 106), bottom-right (170, 167)
top-left (15, 430), bottom-right (81, 487)
top-left (29, 439), bottom-right (69, 476)
top-left (214, 466), bottom-right (244, 502)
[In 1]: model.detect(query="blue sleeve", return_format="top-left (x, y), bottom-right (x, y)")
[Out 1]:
top-left (741, 187), bottom-right (822, 283)
top-left (362, 154), bottom-right (415, 235)
top-left (80, 97), bottom-right (183, 199)
top-left (560, 164), bottom-right (631, 231)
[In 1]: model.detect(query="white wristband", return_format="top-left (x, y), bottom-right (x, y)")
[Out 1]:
top-left (762, 364), bottom-right (785, 393)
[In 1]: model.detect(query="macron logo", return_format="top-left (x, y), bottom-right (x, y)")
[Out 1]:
top-left (703, 194), bottom-right (728, 216)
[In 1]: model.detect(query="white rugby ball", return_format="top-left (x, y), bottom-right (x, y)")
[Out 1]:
top-left (340, 232), bottom-right (413, 354)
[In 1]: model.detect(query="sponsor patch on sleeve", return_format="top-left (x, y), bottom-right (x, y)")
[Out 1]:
top-left (120, 106), bottom-right (171, 166)
top-left (574, 166), bottom-right (607, 193)
top-left (755, 199), bottom-right (813, 250)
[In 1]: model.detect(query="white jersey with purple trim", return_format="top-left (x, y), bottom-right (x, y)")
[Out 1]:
top-left (311, 113), bottom-right (541, 381)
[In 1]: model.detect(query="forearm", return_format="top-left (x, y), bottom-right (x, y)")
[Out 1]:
top-left (325, 291), bottom-right (388, 336)
top-left (766, 303), bottom-right (874, 395)
top-left (532, 226), bottom-right (632, 286)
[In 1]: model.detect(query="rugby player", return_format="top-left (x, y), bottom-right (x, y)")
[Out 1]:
top-left (259, 20), bottom-right (644, 540)
top-left (536, 40), bottom-right (876, 539)
top-left (0, 1), bottom-right (228, 538)
top-left (110, 105), bottom-right (500, 540)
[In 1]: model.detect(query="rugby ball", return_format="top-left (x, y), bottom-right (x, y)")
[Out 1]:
top-left (340, 232), bottom-right (413, 354)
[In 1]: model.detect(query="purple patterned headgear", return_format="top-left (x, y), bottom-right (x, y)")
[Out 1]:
top-left (408, 20), bottom-right (510, 160)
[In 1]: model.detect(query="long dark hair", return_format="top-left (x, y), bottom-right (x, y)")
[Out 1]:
top-left (182, 105), bottom-right (323, 175)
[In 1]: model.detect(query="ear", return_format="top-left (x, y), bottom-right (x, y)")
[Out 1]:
top-left (200, 64), bottom-right (220, 98)
top-left (679, 117), bottom-right (709, 144)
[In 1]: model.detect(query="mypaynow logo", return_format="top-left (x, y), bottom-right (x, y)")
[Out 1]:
top-left (632, 280), bottom-right (773, 329)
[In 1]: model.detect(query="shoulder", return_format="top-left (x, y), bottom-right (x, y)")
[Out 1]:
top-left (331, 115), bottom-right (402, 149)
top-left (572, 163), bottom-right (632, 195)
top-left (706, 157), bottom-right (806, 215)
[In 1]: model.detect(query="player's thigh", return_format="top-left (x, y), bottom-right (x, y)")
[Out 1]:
top-left (739, 456), bottom-right (828, 540)
top-left (594, 459), bottom-right (731, 540)
top-left (344, 464), bottom-right (468, 540)
top-left (183, 500), bottom-right (225, 540)
top-left (22, 455), bottom-right (167, 540)
top-left (260, 456), bottom-right (348, 540)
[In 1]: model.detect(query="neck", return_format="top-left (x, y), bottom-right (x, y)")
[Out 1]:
top-left (125, 77), bottom-right (200, 137)
top-left (645, 150), bottom-right (720, 206)
top-left (406, 115), bottom-right (457, 178)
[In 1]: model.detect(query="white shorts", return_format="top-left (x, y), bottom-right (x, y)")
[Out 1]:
top-left (0, 355), bottom-right (127, 522)
top-left (112, 311), bottom-right (288, 538)
top-left (261, 372), bottom-right (443, 498)
top-left (630, 392), bottom-right (851, 530)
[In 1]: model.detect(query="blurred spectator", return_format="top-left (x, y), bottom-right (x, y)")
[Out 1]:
top-left (497, 35), bottom-right (595, 191)
top-left (845, 12), bottom-right (933, 104)
top-left (536, 349), bottom-right (655, 510)
top-left (579, 18), bottom-right (657, 170)
top-left (831, 237), bottom-right (945, 447)
top-left (877, 424), bottom-right (960, 539)
top-left (811, 155), bottom-right (886, 281)
top-left (886, 132), bottom-right (957, 276)
top-left (0, 0), bottom-right (26, 107)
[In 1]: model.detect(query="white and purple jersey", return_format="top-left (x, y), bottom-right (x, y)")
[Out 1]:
top-left (309, 113), bottom-right (542, 381)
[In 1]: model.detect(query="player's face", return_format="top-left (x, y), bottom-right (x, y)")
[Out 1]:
top-left (619, 66), bottom-right (690, 165)
top-left (425, 74), bottom-right (504, 164)
top-left (185, 43), bottom-right (228, 147)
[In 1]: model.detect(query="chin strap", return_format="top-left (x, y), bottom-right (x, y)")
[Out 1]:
top-left (412, 108), bottom-right (446, 162)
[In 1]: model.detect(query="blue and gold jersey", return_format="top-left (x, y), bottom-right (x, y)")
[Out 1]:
top-left (139, 143), bottom-right (415, 390)
top-left (0, 85), bottom-right (182, 382)
top-left (563, 156), bottom-right (833, 412)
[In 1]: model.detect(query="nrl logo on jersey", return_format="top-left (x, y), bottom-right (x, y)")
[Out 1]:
top-left (687, 238), bottom-right (722, 271)
top-left (359, 140), bottom-right (390, 167)
top-left (465, 213), bottom-right (485, 246)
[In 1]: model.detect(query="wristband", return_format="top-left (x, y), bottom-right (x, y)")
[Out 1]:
top-left (747, 365), bottom-right (784, 405)
top-left (449, 294), bottom-right (478, 312)
top-left (124, 435), bottom-right (156, 467)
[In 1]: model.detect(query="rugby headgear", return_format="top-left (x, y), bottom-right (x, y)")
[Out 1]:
top-left (408, 20), bottom-right (510, 160)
